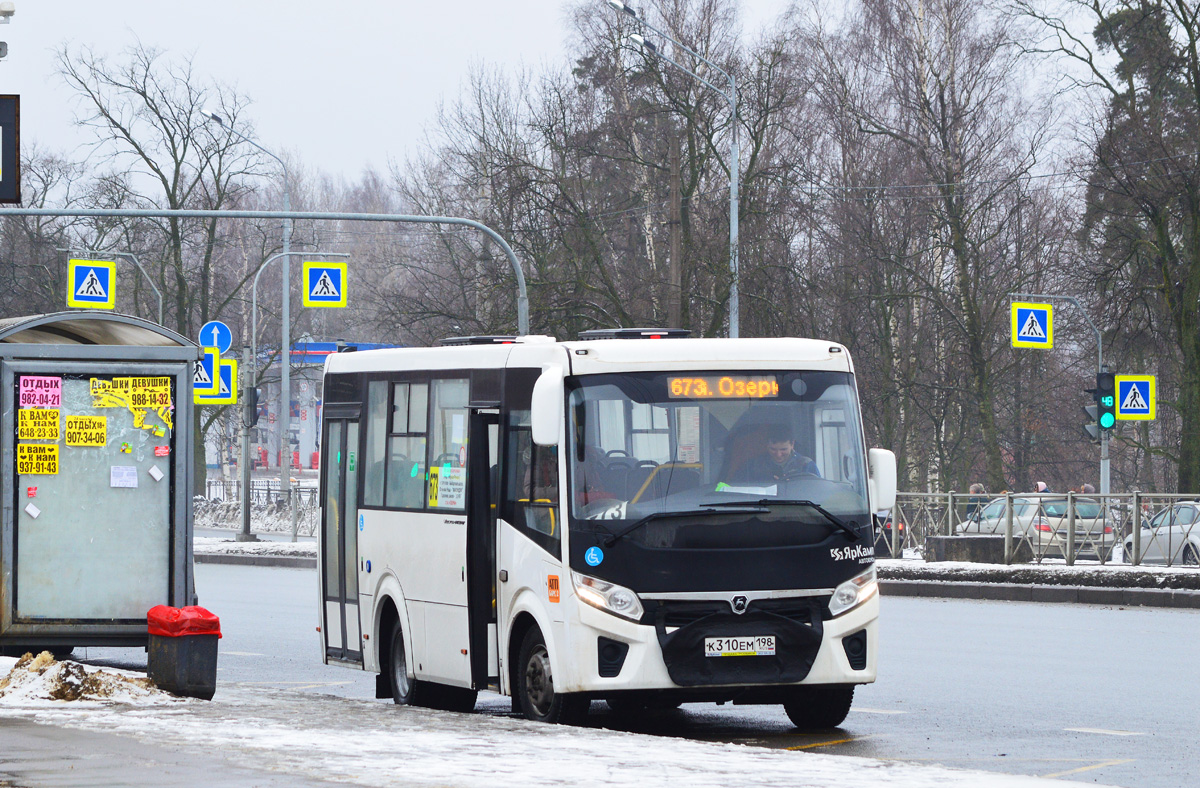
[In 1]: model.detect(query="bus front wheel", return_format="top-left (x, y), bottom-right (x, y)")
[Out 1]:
top-left (782, 684), bottom-right (855, 729)
top-left (518, 627), bottom-right (587, 724)
top-left (388, 619), bottom-right (430, 707)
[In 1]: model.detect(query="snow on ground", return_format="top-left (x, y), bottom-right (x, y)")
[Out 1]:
top-left (0, 680), bottom-right (1103, 788)
top-left (194, 497), bottom-right (318, 537)
top-left (877, 558), bottom-right (1200, 588)
top-left (0, 653), bottom-right (180, 706)
top-left (194, 536), bottom-right (317, 557)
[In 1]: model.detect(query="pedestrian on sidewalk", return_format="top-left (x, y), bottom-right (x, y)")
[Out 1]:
top-left (965, 483), bottom-right (988, 518)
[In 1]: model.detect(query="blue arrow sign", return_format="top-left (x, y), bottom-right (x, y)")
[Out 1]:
top-left (198, 320), bottom-right (233, 356)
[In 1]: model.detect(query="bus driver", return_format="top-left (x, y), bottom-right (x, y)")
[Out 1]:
top-left (738, 424), bottom-right (820, 482)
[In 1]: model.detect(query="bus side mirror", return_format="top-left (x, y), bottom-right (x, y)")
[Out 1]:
top-left (868, 448), bottom-right (897, 511)
top-left (531, 366), bottom-right (565, 446)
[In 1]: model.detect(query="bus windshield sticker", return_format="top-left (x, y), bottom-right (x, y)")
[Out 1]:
top-left (584, 546), bottom-right (604, 567)
top-left (428, 466), bottom-right (440, 507)
top-left (437, 466), bottom-right (466, 508)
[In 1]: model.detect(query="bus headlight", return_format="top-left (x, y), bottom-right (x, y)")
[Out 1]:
top-left (571, 571), bottom-right (644, 622)
top-left (828, 566), bottom-right (878, 617)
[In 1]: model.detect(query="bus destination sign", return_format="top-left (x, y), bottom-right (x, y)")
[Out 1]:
top-left (668, 375), bottom-right (779, 399)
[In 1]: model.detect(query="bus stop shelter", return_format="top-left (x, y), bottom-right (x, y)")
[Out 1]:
top-left (0, 312), bottom-right (199, 653)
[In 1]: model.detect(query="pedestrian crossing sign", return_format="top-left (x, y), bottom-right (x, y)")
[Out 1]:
top-left (194, 358), bottom-right (238, 405)
top-left (302, 261), bottom-right (347, 308)
top-left (1011, 302), bottom-right (1053, 349)
top-left (1115, 375), bottom-right (1154, 420)
top-left (67, 259), bottom-right (116, 309)
top-left (193, 347), bottom-right (220, 397)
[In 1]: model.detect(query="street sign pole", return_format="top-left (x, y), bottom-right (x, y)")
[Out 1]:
top-left (1010, 292), bottom-right (1109, 495)
top-left (240, 343), bottom-right (255, 542)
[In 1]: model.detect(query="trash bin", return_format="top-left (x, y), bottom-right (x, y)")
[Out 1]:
top-left (147, 605), bottom-right (221, 700)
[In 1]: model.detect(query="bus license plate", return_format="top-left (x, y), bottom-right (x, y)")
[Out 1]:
top-left (704, 636), bottom-right (775, 657)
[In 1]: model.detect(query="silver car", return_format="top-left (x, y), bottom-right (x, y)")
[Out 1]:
top-left (1123, 502), bottom-right (1200, 566)
top-left (958, 496), bottom-right (1114, 559)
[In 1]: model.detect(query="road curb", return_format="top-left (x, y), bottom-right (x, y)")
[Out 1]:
top-left (194, 553), bottom-right (315, 569)
top-left (880, 579), bottom-right (1200, 609)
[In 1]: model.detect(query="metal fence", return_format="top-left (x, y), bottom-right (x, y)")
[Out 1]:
top-left (204, 479), bottom-right (319, 507)
top-left (199, 479), bottom-right (320, 537)
top-left (881, 492), bottom-right (1200, 567)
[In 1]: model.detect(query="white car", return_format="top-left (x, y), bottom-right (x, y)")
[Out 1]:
top-left (1123, 502), bottom-right (1200, 566)
top-left (958, 496), bottom-right (1115, 560)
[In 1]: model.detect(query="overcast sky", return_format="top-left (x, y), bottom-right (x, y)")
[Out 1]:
top-left (2, 1), bottom-right (787, 180)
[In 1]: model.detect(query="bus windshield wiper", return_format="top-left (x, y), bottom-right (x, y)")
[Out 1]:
top-left (702, 499), bottom-right (862, 542)
top-left (600, 506), bottom-right (766, 548)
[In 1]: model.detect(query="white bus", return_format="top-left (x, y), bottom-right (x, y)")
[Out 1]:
top-left (317, 330), bottom-right (895, 726)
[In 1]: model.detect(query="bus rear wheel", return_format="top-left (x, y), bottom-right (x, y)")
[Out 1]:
top-left (783, 684), bottom-right (855, 730)
top-left (388, 619), bottom-right (431, 707)
top-left (518, 627), bottom-right (587, 725)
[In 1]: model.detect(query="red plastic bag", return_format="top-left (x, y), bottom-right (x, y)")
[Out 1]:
top-left (147, 605), bottom-right (222, 638)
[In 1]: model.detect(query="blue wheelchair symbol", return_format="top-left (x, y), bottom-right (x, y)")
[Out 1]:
top-left (585, 546), bottom-right (604, 567)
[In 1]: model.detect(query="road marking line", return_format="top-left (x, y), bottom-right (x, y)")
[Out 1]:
top-left (786, 735), bottom-right (875, 751)
top-left (852, 707), bottom-right (908, 715)
top-left (1064, 727), bottom-right (1146, 736)
top-left (235, 680), bottom-right (355, 686)
top-left (1041, 759), bottom-right (1135, 779)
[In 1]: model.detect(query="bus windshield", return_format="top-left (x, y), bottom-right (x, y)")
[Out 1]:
top-left (566, 370), bottom-right (871, 548)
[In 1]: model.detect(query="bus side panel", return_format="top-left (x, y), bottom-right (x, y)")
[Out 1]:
top-left (496, 518), bottom-right (562, 696)
top-left (423, 602), bottom-right (472, 686)
top-left (375, 512), bottom-right (471, 687)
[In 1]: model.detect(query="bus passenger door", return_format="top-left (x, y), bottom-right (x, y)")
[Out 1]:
top-left (467, 410), bottom-right (500, 688)
top-left (321, 417), bottom-right (362, 663)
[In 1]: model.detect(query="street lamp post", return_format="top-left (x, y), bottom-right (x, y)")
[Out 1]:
top-left (202, 110), bottom-right (296, 521)
top-left (607, 0), bottom-right (739, 337)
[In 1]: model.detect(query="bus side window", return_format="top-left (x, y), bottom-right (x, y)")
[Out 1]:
top-left (363, 381), bottom-right (388, 507)
top-left (428, 379), bottom-right (470, 510)
top-left (385, 381), bottom-right (429, 509)
top-left (505, 410), bottom-right (560, 557)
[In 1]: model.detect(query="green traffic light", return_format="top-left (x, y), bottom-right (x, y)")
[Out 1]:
top-left (1100, 412), bottom-right (1115, 429)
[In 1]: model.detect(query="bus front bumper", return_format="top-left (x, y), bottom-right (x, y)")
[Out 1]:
top-left (560, 592), bottom-right (878, 695)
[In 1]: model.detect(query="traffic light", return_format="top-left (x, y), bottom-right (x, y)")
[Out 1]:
top-left (1082, 403), bottom-right (1100, 443)
top-left (1096, 372), bottom-right (1116, 430)
top-left (245, 386), bottom-right (260, 427)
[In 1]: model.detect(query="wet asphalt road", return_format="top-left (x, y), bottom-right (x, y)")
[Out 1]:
top-left (61, 563), bottom-right (1200, 787)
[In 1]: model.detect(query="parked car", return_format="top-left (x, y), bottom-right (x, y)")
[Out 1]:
top-left (1123, 502), bottom-right (1200, 565)
top-left (957, 496), bottom-right (1115, 560)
